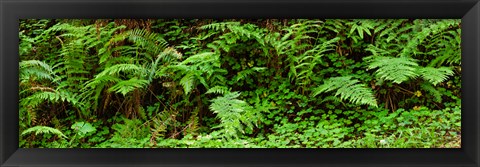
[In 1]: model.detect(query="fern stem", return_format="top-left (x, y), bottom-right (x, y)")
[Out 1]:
top-left (394, 85), bottom-right (415, 95)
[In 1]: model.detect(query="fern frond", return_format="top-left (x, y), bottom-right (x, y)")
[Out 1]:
top-left (21, 89), bottom-right (80, 109)
top-left (180, 73), bottom-right (196, 95)
top-left (185, 109), bottom-right (200, 135)
top-left (156, 47), bottom-right (183, 62)
top-left (429, 51), bottom-right (461, 67)
top-left (26, 109), bottom-right (37, 126)
top-left (20, 60), bottom-right (54, 73)
top-left (365, 44), bottom-right (397, 57)
top-left (84, 75), bottom-right (120, 88)
top-left (374, 19), bottom-right (407, 39)
top-left (128, 29), bottom-right (169, 58)
top-left (19, 60), bottom-right (55, 82)
top-left (149, 109), bottom-right (178, 142)
top-left (209, 92), bottom-right (258, 140)
top-left (80, 75), bottom-right (121, 111)
top-left (200, 22), bottom-right (241, 31)
top-left (180, 52), bottom-right (218, 65)
top-left (150, 116), bottom-right (167, 140)
top-left (108, 78), bottom-right (149, 96)
top-left (366, 56), bottom-right (419, 84)
top-left (400, 19), bottom-right (459, 57)
top-left (427, 28), bottom-right (461, 67)
top-left (96, 64), bottom-right (146, 78)
top-left (417, 67), bottom-right (454, 86)
top-left (291, 37), bottom-right (339, 83)
top-left (312, 77), bottom-right (377, 107)
top-left (206, 86), bottom-right (231, 95)
top-left (21, 126), bottom-right (68, 139)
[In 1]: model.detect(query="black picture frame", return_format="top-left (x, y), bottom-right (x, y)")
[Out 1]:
top-left (1, 0), bottom-right (479, 167)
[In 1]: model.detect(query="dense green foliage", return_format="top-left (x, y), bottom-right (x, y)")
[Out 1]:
top-left (19, 19), bottom-right (461, 148)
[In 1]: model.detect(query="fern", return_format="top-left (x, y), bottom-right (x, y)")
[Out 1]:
top-left (209, 92), bottom-right (259, 140)
top-left (206, 86), bottom-right (231, 95)
top-left (150, 116), bottom-right (167, 142)
top-left (101, 118), bottom-right (150, 148)
top-left (427, 28), bottom-right (461, 67)
top-left (84, 75), bottom-right (121, 88)
top-left (179, 52), bottom-right (218, 65)
top-left (365, 44), bottom-right (397, 58)
top-left (100, 28), bottom-right (176, 109)
top-left (401, 19), bottom-right (459, 58)
top-left (21, 89), bottom-right (81, 110)
top-left (19, 59), bottom-right (84, 116)
top-left (154, 47), bottom-right (183, 65)
top-left (417, 67), bottom-right (454, 86)
top-left (179, 73), bottom-right (196, 95)
top-left (365, 56), bottom-right (419, 84)
top-left (19, 60), bottom-right (55, 83)
top-left (96, 64), bottom-right (146, 78)
top-left (269, 20), bottom-right (319, 56)
top-left (108, 78), bottom-right (150, 96)
top-left (265, 20), bottom-right (334, 86)
top-left (291, 37), bottom-right (340, 84)
top-left (312, 77), bottom-right (377, 107)
top-left (429, 50), bottom-right (461, 67)
top-left (184, 109), bottom-right (200, 136)
top-left (79, 75), bottom-right (120, 112)
top-left (200, 22), bottom-right (241, 31)
top-left (169, 52), bottom-right (222, 95)
top-left (24, 108), bottom-right (37, 127)
top-left (53, 23), bottom-right (98, 91)
top-left (21, 126), bottom-right (68, 139)
top-left (202, 22), bottom-right (266, 52)
top-left (149, 108), bottom-right (178, 143)
top-left (374, 19), bottom-right (407, 40)
top-left (128, 29), bottom-right (169, 61)
top-left (366, 56), bottom-right (453, 86)
top-left (27, 22), bottom-right (126, 118)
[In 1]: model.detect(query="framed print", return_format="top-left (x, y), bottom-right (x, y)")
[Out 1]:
top-left (1, 0), bottom-right (479, 167)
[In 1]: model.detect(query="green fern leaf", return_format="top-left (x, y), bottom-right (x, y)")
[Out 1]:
top-left (180, 52), bottom-right (217, 65)
top-left (312, 77), bottom-right (378, 107)
top-left (180, 73), bottom-right (195, 95)
top-left (96, 64), bottom-right (146, 78)
top-left (209, 92), bottom-right (259, 139)
top-left (366, 56), bottom-right (419, 84)
top-left (108, 78), bottom-right (149, 96)
top-left (417, 67), bottom-right (454, 86)
top-left (21, 126), bottom-right (68, 139)
top-left (19, 60), bottom-right (55, 82)
top-left (200, 22), bottom-right (241, 31)
top-left (206, 86), bottom-right (231, 95)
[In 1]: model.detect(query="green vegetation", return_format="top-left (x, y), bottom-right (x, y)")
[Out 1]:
top-left (19, 19), bottom-right (461, 148)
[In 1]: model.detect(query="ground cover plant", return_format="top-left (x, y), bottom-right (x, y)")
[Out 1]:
top-left (19, 19), bottom-right (461, 148)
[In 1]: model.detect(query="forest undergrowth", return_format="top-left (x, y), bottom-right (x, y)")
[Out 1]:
top-left (19, 19), bottom-right (461, 148)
